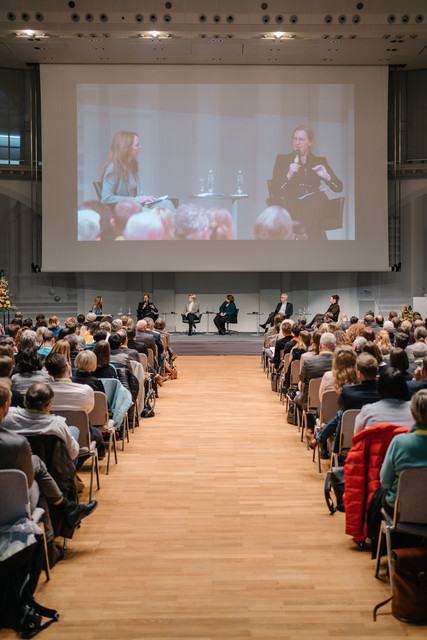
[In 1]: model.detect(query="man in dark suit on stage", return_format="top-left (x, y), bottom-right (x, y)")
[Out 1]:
top-left (260, 293), bottom-right (293, 329)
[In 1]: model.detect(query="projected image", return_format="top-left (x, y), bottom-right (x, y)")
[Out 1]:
top-left (77, 83), bottom-right (354, 241)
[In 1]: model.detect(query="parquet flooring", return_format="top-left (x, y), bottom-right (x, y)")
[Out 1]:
top-left (2, 355), bottom-right (426, 639)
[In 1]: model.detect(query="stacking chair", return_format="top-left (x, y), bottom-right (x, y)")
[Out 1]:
top-left (88, 391), bottom-right (117, 475)
top-left (147, 348), bottom-right (155, 370)
top-left (301, 377), bottom-right (322, 442)
top-left (52, 409), bottom-right (100, 500)
top-left (0, 469), bottom-right (50, 580)
top-left (128, 359), bottom-right (145, 429)
top-left (138, 352), bottom-right (148, 372)
top-left (285, 359), bottom-right (300, 412)
top-left (313, 389), bottom-right (339, 472)
top-left (279, 353), bottom-right (291, 404)
top-left (374, 467), bottom-right (427, 590)
top-left (332, 409), bottom-right (360, 467)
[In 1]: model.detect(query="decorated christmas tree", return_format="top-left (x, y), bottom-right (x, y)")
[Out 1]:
top-left (0, 270), bottom-right (16, 313)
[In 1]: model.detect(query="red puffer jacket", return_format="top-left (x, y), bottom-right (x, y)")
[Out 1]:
top-left (343, 422), bottom-right (410, 544)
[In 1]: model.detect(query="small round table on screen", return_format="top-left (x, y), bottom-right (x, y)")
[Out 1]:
top-left (188, 193), bottom-right (248, 240)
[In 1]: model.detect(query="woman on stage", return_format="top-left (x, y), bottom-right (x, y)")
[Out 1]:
top-left (137, 294), bottom-right (159, 322)
top-left (271, 125), bottom-right (343, 238)
top-left (214, 295), bottom-right (237, 335)
top-left (183, 294), bottom-right (200, 336)
top-left (90, 296), bottom-right (103, 317)
top-left (100, 131), bottom-right (158, 207)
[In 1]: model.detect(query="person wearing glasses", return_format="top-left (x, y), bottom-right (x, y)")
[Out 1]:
top-left (270, 125), bottom-right (343, 238)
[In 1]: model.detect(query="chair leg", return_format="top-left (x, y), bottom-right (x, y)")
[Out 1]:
top-left (40, 522), bottom-right (50, 581)
top-left (95, 454), bottom-right (100, 490)
top-left (374, 522), bottom-right (386, 579)
top-left (106, 431), bottom-right (112, 475)
top-left (385, 524), bottom-right (394, 592)
top-left (89, 455), bottom-right (94, 501)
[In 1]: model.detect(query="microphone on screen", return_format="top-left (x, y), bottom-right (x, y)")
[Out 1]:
top-left (294, 149), bottom-right (301, 164)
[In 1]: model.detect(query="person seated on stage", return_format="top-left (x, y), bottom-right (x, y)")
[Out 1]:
top-left (270, 125), bottom-right (343, 239)
top-left (354, 367), bottom-right (413, 435)
top-left (380, 389), bottom-right (427, 517)
top-left (1, 382), bottom-right (80, 461)
top-left (174, 203), bottom-right (211, 240)
top-left (260, 293), bottom-right (294, 330)
top-left (214, 295), bottom-right (237, 336)
top-left (137, 294), bottom-right (159, 322)
top-left (307, 294), bottom-right (340, 328)
top-left (206, 207), bottom-right (234, 240)
top-left (71, 351), bottom-right (105, 393)
top-left (183, 294), bottom-right (200, 336)
top-left (252, 206), bottom-right (294, 240)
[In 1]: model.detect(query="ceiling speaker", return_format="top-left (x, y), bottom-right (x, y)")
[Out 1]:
top-left (135, 14), bottom-right (143, 22)
top-left (226, 15), bottom-right (234, 23)
top-left (85, 13), bottom-right (94, 22)
top-left (290, 15), bottom-right (298, 24)
top-left (338, 15), bottom-right (346, 24)
top-left (164, 14), bottom-right (171, 22)
top-left (262, 15), bottom-right (270, 23)
top-left (324, 15), bottom-right (333, 24)
top-left (213, 15), bottom-right (221, 23)
top-left (199, 14), bottom-right (207, 22)
top-left (35, 12), bottom-right (44, 21)
top-left (71, 13), bottom-right (80, 22)
top-left (100, 13), bottom-right (108, 22)
top-left (352, 15), bottom-right (360, 24)
top-left (6, 11), bottom-right (16, 21)
top-left (401, 14), bottom-right (409, 23)
top-left (21, 12), bottom-right (30, 21)
top-left (275, 15), bottom-right (283, 24)
top-left (387, 14), bottom-right (396, 24)
top-left (149, 14), bottom-right (158, 22)
top-left (415, 14), bottom-right (424, 23)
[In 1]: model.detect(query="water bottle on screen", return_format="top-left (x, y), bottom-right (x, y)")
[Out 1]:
top-left (236, 169), bottom-right (243, 194)
top-left (207, 169), bottom-right (214, 193)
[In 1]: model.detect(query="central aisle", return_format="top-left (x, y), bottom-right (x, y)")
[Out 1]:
top-left (30, 356), bottom-right (425, 639)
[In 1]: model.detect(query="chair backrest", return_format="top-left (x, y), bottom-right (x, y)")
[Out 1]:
top-left (93, 181), bottom-right (102, 201)
top-left (320, 389), bottom-right (339, 425)
top-left (227, 309), bottom-right (239, 325)
top-left (0, 469), bottom-right (30, 525)
top-left (307, 377), bottom-right (322, 412)
top-left (147, 348), bottom-right (154, 368)
top-left (283, 353), bottom-right (291, 376)
top-left (52, 409), bottom-right (90, 451)
top-left (88, 391), bottom-right (109, 427)
top-left (139, 353), bottom-right (148, 372)
top-left (160, 335), bottom-right (167, 351)
top-left (289, 360), bottom-right (300, 387)
top-left (340, 409), bottom-right (360, 451)
top-left (395, 467), bottom-right (427, 525)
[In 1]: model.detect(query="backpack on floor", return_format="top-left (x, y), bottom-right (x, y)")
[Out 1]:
top-left (324, 466), bottom-right (345, 514)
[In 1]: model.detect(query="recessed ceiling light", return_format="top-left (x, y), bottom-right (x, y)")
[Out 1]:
top-left (25, 29), bottom-right (34, 36)
top-left (274, 32), bottom-right (284, 38)
top-left (151, 31), bottom-right (159, 37)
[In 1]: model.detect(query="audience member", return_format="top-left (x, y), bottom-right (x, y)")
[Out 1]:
top-left (252, 206), bottom-right (293, 240)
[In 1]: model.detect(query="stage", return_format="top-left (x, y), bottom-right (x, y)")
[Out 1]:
top-left (170, 332), bottom-right (263, 356)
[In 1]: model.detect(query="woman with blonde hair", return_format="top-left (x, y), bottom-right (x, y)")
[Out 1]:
top-left (183, 293), bottom-right (200, 336)
top-left (319, 345), bottom-right (357, 399)
top-left (71, 350), bottom-right (105, 392)
top-left (375, 329), bottom-right (392, 355)
top-left (51, 339), bottom-right (71, 367)
top-left (48, 315), bottom-right (61, 337)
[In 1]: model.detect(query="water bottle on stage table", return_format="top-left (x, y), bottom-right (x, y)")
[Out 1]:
top-left (207, 169), bottom-right (214, 194)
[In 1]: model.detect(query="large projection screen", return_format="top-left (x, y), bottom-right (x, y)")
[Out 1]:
top-left (41, 64), bottom-right (389, 272)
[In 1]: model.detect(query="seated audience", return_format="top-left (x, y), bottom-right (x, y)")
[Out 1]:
top-left (252, 206), bottom-right (293, 240)
top-left (11, 348), bottom-right (51, 396)
top-left (206, 207), bottom-right (234, 239)
top-left (71, 351), bottom-right (105, 393)
top-left (354, 368), bottom-right (412, 434)
top-left (93, 340), bottom-right (118, 379)
top-left (123, 210), bottom-right (166, 240)
top-left (389, 347), bottom-right (411, 380)
top-left (37, 330), bottom-right (55, 357)
top-left (380, 389), bottom-right (427, 516)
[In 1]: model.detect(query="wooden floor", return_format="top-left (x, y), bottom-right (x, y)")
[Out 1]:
top-left (3, 356), bottom-right (426, 639)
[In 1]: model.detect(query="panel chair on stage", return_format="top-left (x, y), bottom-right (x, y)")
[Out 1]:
top-left (181, 313), bottom-right (202, 334)
top-left (225, 309), bottom-right (239, 335)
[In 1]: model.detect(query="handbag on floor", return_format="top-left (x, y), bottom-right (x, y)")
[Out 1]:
top-left (373, 546), bottom-right (427, 623)
top-left (324, 466), bottom-right (345, 514)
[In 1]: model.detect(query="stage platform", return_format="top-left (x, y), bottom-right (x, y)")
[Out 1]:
top-left (170, 331), bottom-right (263, 356)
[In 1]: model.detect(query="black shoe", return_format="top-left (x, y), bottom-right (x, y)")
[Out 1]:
top-left (320, 449), bottom-right (330, 460)
top-left (47, 541), bottom-right (64, 568)
top-left (62, 498), bottom-right (98, 529)
top-left (259, 323), bottom-right (266, 329)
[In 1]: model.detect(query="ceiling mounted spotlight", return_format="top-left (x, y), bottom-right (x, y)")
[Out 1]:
top-left (6, 11), bottom-right (16, 20)
top-left (85, 13), bottom-right (94, 22)
top-left (213, 15), bottom-right (221, 23)
top-left (21, 12), bottom-right (30, 21)
top-left (352, 15), bottom-right (360, 24)
top-left (401, 15), bottom-right (409, 23)
top-left (324, 15), bottom-right (333, 24)
top-left (349, 34), bottom-right (357, 39)
top-left (135, 14), bottom-right (143, 22)
top-left (356, 2), bottom-right (364, 9)
top-left (338, 15), bottom-right (346, 24)
top-left (289, 15), bottom-right (298, 24)
top-left (262, 15), bottom-right (270, 23)
top-left (261, 3), bottom-right (268, 10)
top-left (226, 15), bottom-right (234, 23)
top-left (275, 15), bottom-right (283, 24)
top-left (150, 14), bottom-right (158, 22)
top-left (415, 14), bottom-right (424, 23)
top-left (35, 12), bottom-right (44, 21)
top-left (71, 13), bottom-right (80, 22)
top-left (387, 15), bottom-right (396, 23)
top-left (164, 14), bottom-right (171, 22)
top-left (100, 14), bottom-right (108, 22)
top-left (321, 34), bottom-right (329, 39)
top-left (165, 2), bottom-right (172, 8)
top-left (199, 14), bottom-right (206, 22)
top-left (68, 1), bottom-right (75, 7)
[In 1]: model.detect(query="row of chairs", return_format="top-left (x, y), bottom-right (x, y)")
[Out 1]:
top-left (262, 349), bottom-right (427, 599)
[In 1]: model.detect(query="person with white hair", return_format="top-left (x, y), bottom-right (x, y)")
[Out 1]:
top-left (298, 332), bottom-right (336, 426)
top-left (78, 209), bottom-right (101, 241)
top-left (123, 211), bottom-right (166, 240)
